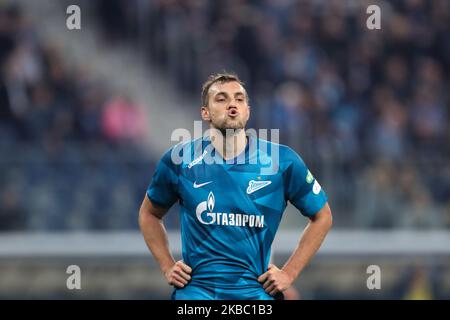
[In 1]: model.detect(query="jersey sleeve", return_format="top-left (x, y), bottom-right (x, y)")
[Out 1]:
top-left (283, 147), bottom-right (328, 217)
top-left (146, 148), bottom-right (179, 208)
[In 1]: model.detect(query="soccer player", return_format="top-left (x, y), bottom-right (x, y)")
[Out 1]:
top-left (139, 73), bottom-right (332, 300)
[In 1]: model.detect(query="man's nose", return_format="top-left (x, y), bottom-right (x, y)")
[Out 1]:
top-left (227, 100), bottom-right (238, 109)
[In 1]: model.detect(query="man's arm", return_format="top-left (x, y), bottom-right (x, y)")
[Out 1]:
top-left (258, 203), bottom-right (332, 296)
top-left (138, 195), bottom-right (192, 288)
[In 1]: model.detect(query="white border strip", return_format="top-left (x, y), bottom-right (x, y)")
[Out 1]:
top-left (0, 231), bottom-right (449, 258)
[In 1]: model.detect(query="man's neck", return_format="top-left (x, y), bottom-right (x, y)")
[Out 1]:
top-left (209, 127), bottom-right (247, 161)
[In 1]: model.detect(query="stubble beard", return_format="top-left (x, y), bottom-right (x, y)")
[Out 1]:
top-left (212, 117), bottom-right (247, 136)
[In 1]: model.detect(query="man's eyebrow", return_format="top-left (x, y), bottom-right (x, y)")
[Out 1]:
top-left (214, 91), bottom-right (246, 98)
top-left (216, 91), bottom-right (245, 96)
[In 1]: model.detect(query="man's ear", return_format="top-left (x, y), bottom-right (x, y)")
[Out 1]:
top-left (201, 106), bottom-right (210, 121)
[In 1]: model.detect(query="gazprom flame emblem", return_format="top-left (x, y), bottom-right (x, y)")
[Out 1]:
top-left (207, 192), bottom-right (215, 212)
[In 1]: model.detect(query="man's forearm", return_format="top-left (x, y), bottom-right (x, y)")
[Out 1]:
top-left (282, 209), bottom-right (332, 280)
top-left (139, 210), bottom-right (175, 273)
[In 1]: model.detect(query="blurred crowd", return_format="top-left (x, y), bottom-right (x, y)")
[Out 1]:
top-left (0, 3), bottom-right (151, 230)
top-left (95, 0), bottom-right (450, 229)
top-left (1, 0), bottom-right (449, 231)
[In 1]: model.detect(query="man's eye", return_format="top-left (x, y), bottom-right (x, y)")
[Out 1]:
top-left (217, 98), bottom-right (225, 102)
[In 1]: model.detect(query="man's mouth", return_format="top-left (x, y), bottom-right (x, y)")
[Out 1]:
top-left (228, 109), bottom-right (238, 117)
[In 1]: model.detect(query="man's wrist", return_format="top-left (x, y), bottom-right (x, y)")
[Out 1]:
top-left (160, 260), bottom-right (176, 274)
top-left (282, 266), bottom-right (300, 282)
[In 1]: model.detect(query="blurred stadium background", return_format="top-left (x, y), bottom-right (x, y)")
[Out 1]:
top-left (0, 0), bottom-right (449, 299)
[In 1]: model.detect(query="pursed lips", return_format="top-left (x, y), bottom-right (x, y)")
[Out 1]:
top-left (228, 108), bottom-right (239, 117)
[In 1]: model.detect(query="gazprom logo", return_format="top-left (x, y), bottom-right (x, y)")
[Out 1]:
top-left (195, 192), bottom-right (216, 225)
top-left (195, 192), bottom-right (264, 228)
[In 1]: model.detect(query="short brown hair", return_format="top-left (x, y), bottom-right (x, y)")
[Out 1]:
top-left (201, 72), bottom-right (247, 107)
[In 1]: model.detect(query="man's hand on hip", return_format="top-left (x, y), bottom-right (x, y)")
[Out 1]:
top-left (258, 264), bottom-right (294, 296)
top-left (164, 260), bottom-right (192, 288)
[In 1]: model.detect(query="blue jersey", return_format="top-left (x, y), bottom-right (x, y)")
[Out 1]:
top-left (147, 135), bottom-right (328, 299)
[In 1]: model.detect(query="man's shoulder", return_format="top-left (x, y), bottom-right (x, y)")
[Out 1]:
top-left (255, 138), bottom-right (303, 162)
